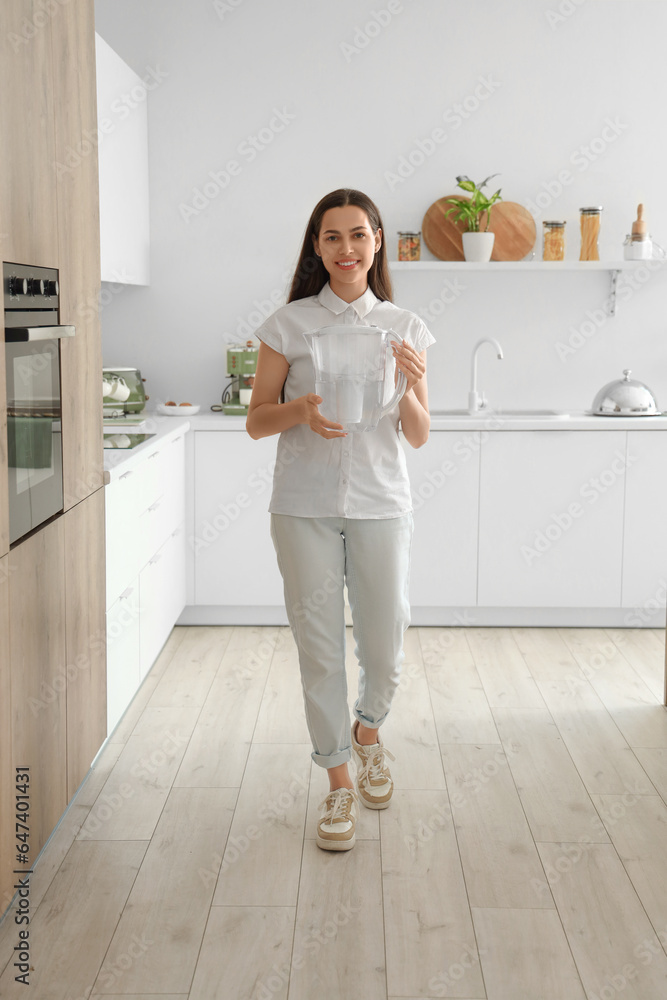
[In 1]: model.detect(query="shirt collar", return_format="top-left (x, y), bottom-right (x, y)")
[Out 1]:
top-left (317, 282), bottom-right (379, 320)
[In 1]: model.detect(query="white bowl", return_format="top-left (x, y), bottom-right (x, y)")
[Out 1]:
top-left (157, 403), bottom-right (201, 416)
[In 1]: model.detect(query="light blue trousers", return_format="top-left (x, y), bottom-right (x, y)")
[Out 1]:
top-left (270, 512), bottom-right (413, 769)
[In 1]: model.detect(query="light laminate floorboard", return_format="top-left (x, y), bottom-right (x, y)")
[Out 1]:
top-left (441, 742), bottom-right (555, 909)
top-left (591, 792), bottom-right (667, 932)
top-left (0, 841), bottom-right (147, 1000)
top-left (422, 628), bottom-right (500, 744)
top-left (471, 906), bottom-right (587, 999)
top-left (93, 787), bottom-right (236, 995)
top-left (491, 706), bottom-right (610, 843)
top-left (381, 790), bottom-right (485, 998)
top-left (2, 624), bottom-right (666, 1000)
top-left (559, 628), bottom-right (667, 747)
top-left (537, 842), bottom-right (667, 999)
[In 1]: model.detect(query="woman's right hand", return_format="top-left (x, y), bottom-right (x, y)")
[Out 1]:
top-left (301, 393), bottom-right (347, 439)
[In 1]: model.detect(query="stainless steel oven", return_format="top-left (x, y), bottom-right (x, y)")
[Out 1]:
top-left (4, 262), bottom-right (74, 546)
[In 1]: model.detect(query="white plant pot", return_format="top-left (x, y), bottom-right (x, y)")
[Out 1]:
top-left (462, 231), bottom-right (495, 262)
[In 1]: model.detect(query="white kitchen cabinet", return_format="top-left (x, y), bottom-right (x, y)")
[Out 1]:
top-left (105, 428), bottom-right (187, 729)
top-left (139, 523), bottom-right (186, 677)
top-left (192, 432), bottom-right (284, 609)
top-left (478, 430), bottom-right (627, 607)
top-left (106, 582), bottom-right (141, 733)
top-left (95, 33), bottom-right (150, 285)
top-left (402, 431), bottom-right (479, 610)
top-left (621, 431), bottom-right (667, 619)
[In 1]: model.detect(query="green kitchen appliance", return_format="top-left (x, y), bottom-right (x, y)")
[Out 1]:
top-left (103, 366), bottom-right (148, 418)
top-left (221, 340), bottom-right (258, 415)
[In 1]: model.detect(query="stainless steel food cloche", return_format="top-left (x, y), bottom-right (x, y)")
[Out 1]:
top-left (591, 369), bottom-right (661, 416)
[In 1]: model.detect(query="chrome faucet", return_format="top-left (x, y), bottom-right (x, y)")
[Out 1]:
top-left (469, 338), bottom-right (504, 412)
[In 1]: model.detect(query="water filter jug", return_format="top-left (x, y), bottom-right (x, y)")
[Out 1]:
top-left (303, 325), bottom-right (408, 432)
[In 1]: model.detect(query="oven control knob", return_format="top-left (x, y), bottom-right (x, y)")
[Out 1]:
top-left (9, 276), bottom-right (27, 297)
top-left (28, 278), bottom-right (45, 296)
top-left (44, 279), bottom-right (59, 297)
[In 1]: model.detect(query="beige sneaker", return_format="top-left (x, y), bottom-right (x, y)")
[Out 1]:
top-left (351, 721), bottom-right (396, 810)
top-left (316, 787), bottom-right (358, 851)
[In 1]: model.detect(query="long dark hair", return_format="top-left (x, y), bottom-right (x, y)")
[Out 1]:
top-left (288, 188), bottom-right (393, 303)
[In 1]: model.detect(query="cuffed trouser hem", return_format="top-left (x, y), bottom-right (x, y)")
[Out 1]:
top-left (312, 745), bottom-right (352, 769)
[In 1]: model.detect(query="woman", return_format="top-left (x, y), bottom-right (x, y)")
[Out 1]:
top-left (246, 188), bottom-right (434, 850)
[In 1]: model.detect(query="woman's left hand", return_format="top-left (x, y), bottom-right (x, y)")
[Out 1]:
top-left (391, 339), bottom-right (426, 392)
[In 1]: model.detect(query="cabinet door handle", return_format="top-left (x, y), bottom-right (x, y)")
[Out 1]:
top-left (119, 470), bottom-right (133, 480)
top-left (147, 500), bottom-right (161, 513)
top-left (172, 436), bottom-right (183, 445)
top-left (120, 586), bottom-right (135, 600)
top-left (149, 552), bottom-right (162, 566)
top-left (148, 451), bottom-right (160, 460)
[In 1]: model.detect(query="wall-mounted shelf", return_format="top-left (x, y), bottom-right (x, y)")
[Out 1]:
top-left (389, 258), bottom-right (666, 315)
top-left (390, 260), bottom-right (656, 271)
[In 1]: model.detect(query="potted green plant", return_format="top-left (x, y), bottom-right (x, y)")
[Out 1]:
top-left (444, 174), bottom-right (502, 262)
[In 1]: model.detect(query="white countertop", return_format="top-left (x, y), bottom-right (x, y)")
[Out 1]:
top-left (103, 414), bottom-right (191, 481)
top-left (102, 407), bottom-right (667, 481)
top-left (176, 409), bottom-right (667, 432)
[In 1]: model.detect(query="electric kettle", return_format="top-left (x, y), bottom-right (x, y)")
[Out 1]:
top-left (303, 325), bottom-right (408, 432)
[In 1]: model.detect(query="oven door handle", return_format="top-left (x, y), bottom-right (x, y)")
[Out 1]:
top-left (5, 325), bottom-right (75, 342)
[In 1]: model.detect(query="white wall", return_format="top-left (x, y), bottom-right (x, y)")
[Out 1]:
top-left (94, 0), bottom-right (667, 413)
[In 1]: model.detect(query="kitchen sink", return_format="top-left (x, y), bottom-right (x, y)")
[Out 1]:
top-left (430, 408), bottom-right (570, 419)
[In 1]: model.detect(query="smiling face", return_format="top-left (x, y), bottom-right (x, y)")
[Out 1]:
top-left (313, 204), bottom-right (382, 302)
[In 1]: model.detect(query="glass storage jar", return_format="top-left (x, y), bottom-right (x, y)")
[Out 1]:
top-left (397, 231), bottom-right (421, 261)
top-left (542, 221), bottom-right (565, 261)
top-left (579, 206), bottom-right (603, 261)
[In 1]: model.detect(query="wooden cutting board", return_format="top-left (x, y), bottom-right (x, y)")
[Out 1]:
top-left (422, 196), bottom-right (536, 261)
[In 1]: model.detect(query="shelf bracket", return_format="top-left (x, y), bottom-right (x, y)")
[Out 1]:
top-left (609, 269), bottom-right (620, 317)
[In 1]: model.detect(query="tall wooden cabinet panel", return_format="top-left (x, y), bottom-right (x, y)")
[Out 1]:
top-left (0, 554), bottom-right (12, 913)
top-left (51, 0), bottom-right (104, 509)
top-left (0, 309), bottom-right (7, 558)
top-left (0, 0), bottom-right (59, 266)
top-left (64, 489), bottom-right (107, 799)
top-left (9, 519), bottom-right (67, 863)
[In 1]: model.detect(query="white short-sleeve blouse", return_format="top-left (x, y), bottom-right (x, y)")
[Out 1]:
top-left (253, 282), bottom-right (436, 519)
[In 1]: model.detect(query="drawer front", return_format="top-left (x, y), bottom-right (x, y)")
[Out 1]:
top-left (106, 582), bottom-right (141, 733)
top-left (139, 523), bottom-right (186, 678)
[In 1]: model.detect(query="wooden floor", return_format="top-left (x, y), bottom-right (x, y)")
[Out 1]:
top-left (1, 624), bottom-right (667, 999)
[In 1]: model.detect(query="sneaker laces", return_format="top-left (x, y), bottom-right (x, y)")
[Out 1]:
top-left (318, 787), bottom-right (356, 824)
top-left (356, 744), bottom-right (395, 787)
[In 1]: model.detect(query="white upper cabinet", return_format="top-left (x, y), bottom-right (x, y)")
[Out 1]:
top-left (95, 33), bottom-right (150, 285)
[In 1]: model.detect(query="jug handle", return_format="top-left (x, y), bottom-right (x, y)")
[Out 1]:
top-left (380, 330), bottom-right (408, 418)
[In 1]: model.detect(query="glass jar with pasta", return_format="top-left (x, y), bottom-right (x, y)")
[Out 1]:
top-left (397, 231), bottom-right (421, 261)
top-left (579, 207), bottom-right (603, 261)
top-left (542, 221), bottom-right (565, 261)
